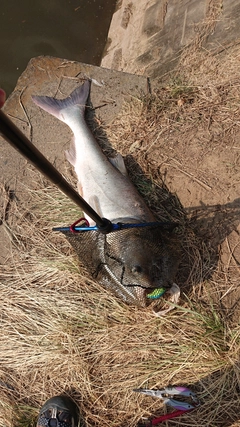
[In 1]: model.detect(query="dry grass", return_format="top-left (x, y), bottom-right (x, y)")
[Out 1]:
top-left (1, 39), bottom-right (240, 427)
top-left (0, 179), bottom-right (239, 426)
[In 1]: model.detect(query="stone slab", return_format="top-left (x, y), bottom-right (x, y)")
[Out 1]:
top-left (205, 0), bottom-right (240, 49)
top-left (102, 0), bottom-right (240, 77)
top-left (0, 56), bottom-right (149, 263)
top-left (101, 0), bottom-right (207, 76)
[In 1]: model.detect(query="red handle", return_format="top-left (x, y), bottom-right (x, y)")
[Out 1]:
top-left (151, 409), bottom-right (191, 425)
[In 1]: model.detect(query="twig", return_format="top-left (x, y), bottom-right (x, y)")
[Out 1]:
top-left (19, 87), bottom-right (32, 140)
top-left (168, 162), bottom-right (212, 190)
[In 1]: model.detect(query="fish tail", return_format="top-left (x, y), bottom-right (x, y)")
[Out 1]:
top-left (32, 80), bottom-right (91, 122)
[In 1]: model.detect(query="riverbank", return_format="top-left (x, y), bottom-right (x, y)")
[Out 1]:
top-left (0, 5), bottom-right (240, 422)
top-left (101, 0), bottom-right (240, 78)
top-left (0, 54), bottom-right (239, 426)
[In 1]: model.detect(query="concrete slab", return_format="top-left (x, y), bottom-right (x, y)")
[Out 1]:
top-left (205, 0), bottom-right (240, 49)
top-left (101, 0), bottom-right (207, 76)
top-left (0, 56), bottom-right (149, 263)
top-left (102, 0), bottom-right (240, 77)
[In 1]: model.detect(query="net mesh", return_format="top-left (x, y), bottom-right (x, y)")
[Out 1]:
top-left (61, 225), bottom-right (181, 307)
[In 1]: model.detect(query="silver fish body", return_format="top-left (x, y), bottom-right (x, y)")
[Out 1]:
top-left (32, 81), bottom-right (181, 308)
top-left (33, 81), bottom-right (154, 225)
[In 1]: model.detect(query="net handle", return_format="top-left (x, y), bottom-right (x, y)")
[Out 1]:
top-left (0, 109), bottom-right (112, 231)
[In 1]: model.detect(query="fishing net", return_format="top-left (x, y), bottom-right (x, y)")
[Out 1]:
top-left (0, 89), bottom-right (182, 310)
top-left (61, 224), bottom-right (181, 307)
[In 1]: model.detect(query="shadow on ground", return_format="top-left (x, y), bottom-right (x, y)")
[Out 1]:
top-left (85, 98), bottom-right (240, 320)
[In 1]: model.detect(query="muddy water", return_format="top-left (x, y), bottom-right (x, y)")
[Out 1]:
top-left (0, 0), bottom-right (116, 95)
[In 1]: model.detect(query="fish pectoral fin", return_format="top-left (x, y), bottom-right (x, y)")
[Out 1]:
top-left (77, 182), bottom-right (83, 197)
top-left (109, 154), bottom-right (128, 177)
top-left (65, 138), bottom-right (76, 166)
top-left (88, 195), bottom-right (103, 218)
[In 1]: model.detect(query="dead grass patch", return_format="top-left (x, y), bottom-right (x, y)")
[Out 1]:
top-left (1, 40), bottom-right (240, 427)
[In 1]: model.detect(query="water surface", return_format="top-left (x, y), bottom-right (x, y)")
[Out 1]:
top-left (0, 0), bottom-right (116, 95)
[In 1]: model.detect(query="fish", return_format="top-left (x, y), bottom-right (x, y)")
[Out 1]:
top-left (33, 81), bottom-right (155, 226)
top-left (32, 80), bottom-right (181, 312)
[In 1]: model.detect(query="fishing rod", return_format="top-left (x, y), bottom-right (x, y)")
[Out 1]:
top-left (0, 109), bottom-right (112, 232)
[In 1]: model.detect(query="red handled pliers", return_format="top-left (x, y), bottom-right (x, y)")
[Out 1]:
top-left (134, 386), bottom-right (200, 426)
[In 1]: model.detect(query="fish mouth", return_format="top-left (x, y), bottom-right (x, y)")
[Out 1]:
top-left (151, 283), bottom-right (181, 316)
top-left (133, 286), bottom-right (149, 307)
top-left (133, 284), bottom-right (164, 307)
top-left (133, 280), bottom-right (178, 309)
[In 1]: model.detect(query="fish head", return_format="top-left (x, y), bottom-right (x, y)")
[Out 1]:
top-left (105, 225), bottom-right (181, 306)
top-left (119, 235), bottom-right (176, 288)
top-left (61, 224), bottom-right (181, 308)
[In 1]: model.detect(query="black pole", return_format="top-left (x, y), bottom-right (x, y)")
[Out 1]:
top-left (0, 109), bottom-right (111, 230)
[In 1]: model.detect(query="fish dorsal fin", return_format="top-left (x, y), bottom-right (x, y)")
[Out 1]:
top-left (109, 154), bottom-right (128, 176)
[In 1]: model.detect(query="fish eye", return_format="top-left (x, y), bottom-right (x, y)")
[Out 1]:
top-left (131, 265), bottom-right (142, 274)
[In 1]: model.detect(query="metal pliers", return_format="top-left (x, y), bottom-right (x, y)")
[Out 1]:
top-left (133, 386), bottom-right (200, 411)
top-left (134, 386), bottom-right (200, 425)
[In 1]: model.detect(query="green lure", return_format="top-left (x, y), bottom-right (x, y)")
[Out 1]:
top-left (147, 287), bottom-right (166, 299)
